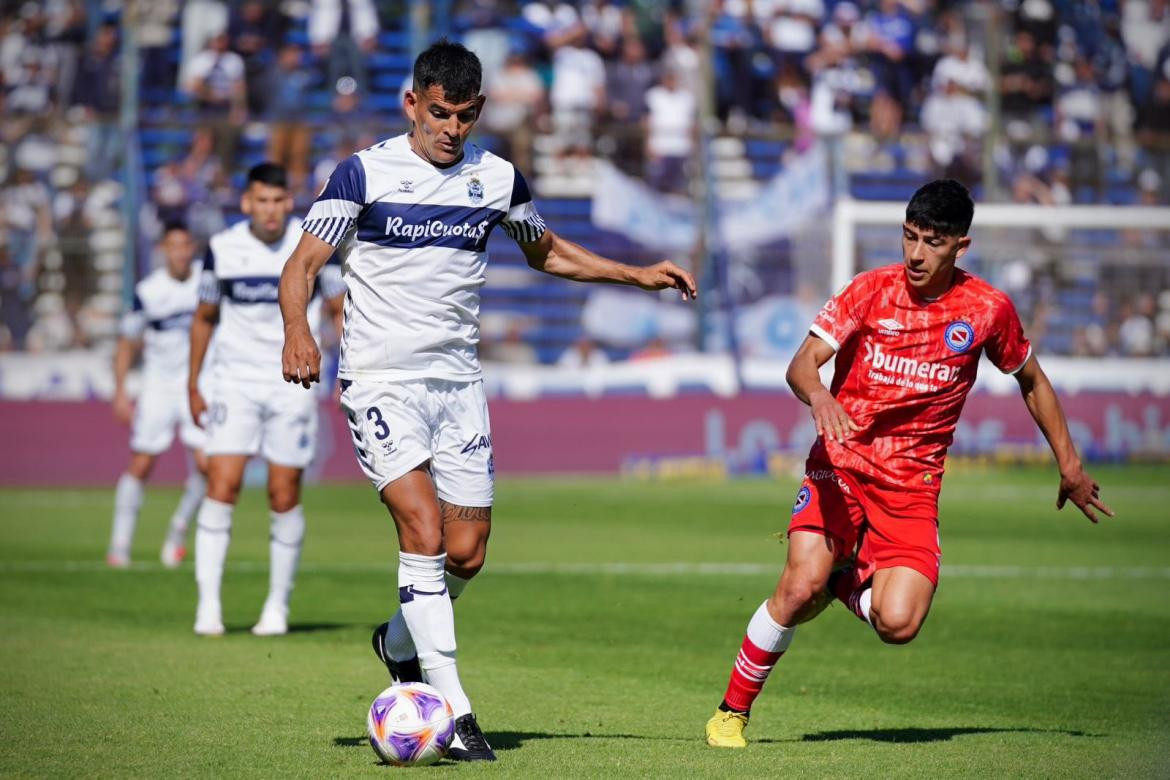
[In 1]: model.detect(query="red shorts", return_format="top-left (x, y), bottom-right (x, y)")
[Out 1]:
top-left (787, 458), bottom-right (941, 588)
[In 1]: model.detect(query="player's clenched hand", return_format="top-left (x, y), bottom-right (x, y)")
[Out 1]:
top-left (282, 324), bottom-right (321, 389)
top-left (809, 390), bottom-right (863, 443)
top-left (112, 391), bottom-right (134, 426)
top-left (634, 261), bottom-right (698, 301)
top-left (188, 386), bottom-right (208, 430)
top-left (1057, 467), bottom-right (1114, 524)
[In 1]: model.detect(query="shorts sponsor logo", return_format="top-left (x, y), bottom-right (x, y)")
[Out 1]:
top-left (944, 320), bottom-right (975, 353)
top-left (862, 340), bottom-right (961, 392)
top-left (792, 485), bottom-right (811, 514)
top-left (806, 468), bottom-right (852, 494)
top-left (461, 433), bottom-right (492, 456)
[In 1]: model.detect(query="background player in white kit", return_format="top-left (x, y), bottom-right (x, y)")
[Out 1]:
top-left (278, 41), bottom-right (696, 760)
top-left (189, 163), bottom-right (345, 637)
top-left (108, 222), bottom-right (207, 569)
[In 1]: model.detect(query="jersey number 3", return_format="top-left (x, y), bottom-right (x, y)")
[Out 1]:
top-left (366, 407), bottom-right (391, 440)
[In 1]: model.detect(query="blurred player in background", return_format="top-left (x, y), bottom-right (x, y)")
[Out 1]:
top-left (705, 179), bottom-right (1114, 748)
top-left (107, 222), bottom-right (207, 569)
top-left (279, 40), bottom-right (696, 761)
top-left (188, 163), bottom-right (345, 637)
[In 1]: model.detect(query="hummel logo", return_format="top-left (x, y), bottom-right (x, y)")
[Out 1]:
top-left (398, 179), bottom-right (413, 193)
top-left (877, 318), bottom-right (904, 336)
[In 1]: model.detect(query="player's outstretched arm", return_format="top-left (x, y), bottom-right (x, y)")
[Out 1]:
top-left (786, 334), bottom-right (863, 443)
top-left (519, 228), bottom-right (697, 301)
top-left (278, 232), bottom-right (336, 389)
top-left (1014, 355), bottom-right (1114, 523)
top-left (189, 301), bottom-right (219, 428)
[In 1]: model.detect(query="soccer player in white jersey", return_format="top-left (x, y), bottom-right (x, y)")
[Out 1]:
top-left (189, 163), bottom-right (345, 637)
top-left (278, 40), bottom-right (697, 761)
top-left (108, 222), bottom-right (207, 569)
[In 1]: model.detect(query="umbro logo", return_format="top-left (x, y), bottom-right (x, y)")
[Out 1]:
top-left (877, 318), bottom-right (904, 336)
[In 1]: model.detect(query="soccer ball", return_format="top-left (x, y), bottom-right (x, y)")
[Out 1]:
top-left (367, 682), bottom-right (455, 766)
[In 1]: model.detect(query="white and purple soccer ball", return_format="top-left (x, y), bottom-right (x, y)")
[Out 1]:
top-left (367, 682), bottom-right (455, 766)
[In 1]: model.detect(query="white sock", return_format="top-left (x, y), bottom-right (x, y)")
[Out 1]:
top-left (167, 471), bottom-right (206, 545)
top-left (266, 505), bottom-right (305, 613)
top-left (858, 588), bottom-right (874, 627)
top-left (194, 498), bottom-right (233, 611)
top-left (446, 571), bottom-right (471, 601)
top-left (748, 601), bottom-right (797, 652)
top-left (384, 571), bottom-right (473, 661)
top-left (398, 552), bottom-right (472, 717)
top-left (109, 473), bottom-right (144, 557)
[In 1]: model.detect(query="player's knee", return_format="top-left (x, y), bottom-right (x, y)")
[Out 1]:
top-left (206, 478), bottom-right (240, 505)
top-left (127, 455), bottom-right (155, 480)
top-left (445, 543), bottom-right (486, 579)
top-left (773, 573), bottom-right (826, 616)
top-left (383, 496), bottom-right (443, 555)
top-left (872, 607), bottom-right (924, 645)
top-left (267, 486), bottom-right (300, 513)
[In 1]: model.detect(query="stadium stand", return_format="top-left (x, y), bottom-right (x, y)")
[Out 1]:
top-left (0, 0), bottom-right (1167, 360)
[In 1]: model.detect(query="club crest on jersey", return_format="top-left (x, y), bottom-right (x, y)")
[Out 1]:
top-left (467, 176), bottom-right (484, 204)
top-left (793, 486), bottom-right (811, 514)
top-left (944, 320), bottom-right (975, 353)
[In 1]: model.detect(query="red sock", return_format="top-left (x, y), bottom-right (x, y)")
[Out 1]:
top-left (829, 568), bottom-right (869, 623)
top-left (721, 636), bottom-right (785, 713)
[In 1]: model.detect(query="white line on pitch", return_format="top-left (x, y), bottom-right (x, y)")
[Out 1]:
top-left (0, 560), bottom-right (1168, 579)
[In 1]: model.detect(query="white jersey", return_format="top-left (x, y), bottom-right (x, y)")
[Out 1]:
top-left (198, 217), bottom-right (345, 386)
top-left (121, 263), bottom-right (202, 390)
top-left (302, 134), bottom-right (546, 382)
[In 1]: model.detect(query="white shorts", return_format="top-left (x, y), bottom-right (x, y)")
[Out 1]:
top-left (130, 386), bottom-right (206, 455)
top-left (339, 378), bottom-right (494, 507)
top-left (203, 379), bottom-right (319, 468)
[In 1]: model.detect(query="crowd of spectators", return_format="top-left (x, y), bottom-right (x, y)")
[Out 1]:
top-left (0, 0), bottom-right (1168, 358)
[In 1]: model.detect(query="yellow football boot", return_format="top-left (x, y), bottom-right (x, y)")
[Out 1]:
top-left (705, 708), bottom-right (749, 748)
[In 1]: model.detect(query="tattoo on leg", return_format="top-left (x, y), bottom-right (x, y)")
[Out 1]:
top-left (439, 500), bottom-right (491, 524)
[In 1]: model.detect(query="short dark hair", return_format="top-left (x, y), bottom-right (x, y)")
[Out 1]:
top-left (161, 219), bottom-right (189, 235)
top-left (905, 179), bottom-right (974, 236)
top-left (412, 38), bottom-right (482, 103)
top-left (246, 162), bottom-right (288, 189)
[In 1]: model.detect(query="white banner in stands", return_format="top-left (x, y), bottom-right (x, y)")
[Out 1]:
top-left (719, 143), bottom-right (829, 250)
top-left (591, 145), bottom-right (830, 251)
top-left (591, 162), bottom-right (696, 251)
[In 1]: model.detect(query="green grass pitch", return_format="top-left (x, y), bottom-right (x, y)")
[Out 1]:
top-left (1, 465), bottom-right (1168, 777)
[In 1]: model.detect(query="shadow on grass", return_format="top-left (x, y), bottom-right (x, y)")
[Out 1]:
top-left (798, 726), bottom-right (1103, 743)
top-left (333, 731), bottom-right (693, 752)
top-left (222, 622), bottom-right (356, 635)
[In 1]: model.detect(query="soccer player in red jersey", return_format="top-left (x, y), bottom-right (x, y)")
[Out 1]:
top-left (705, 179), bottom-right (1115, 747)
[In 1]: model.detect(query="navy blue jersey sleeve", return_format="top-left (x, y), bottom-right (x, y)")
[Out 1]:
top-left (197, 246), bottom-right (221, 304)
top-left (303, 154), bottom-right (366, 246)
top-left (501, 167), bottom-right (546, 244)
